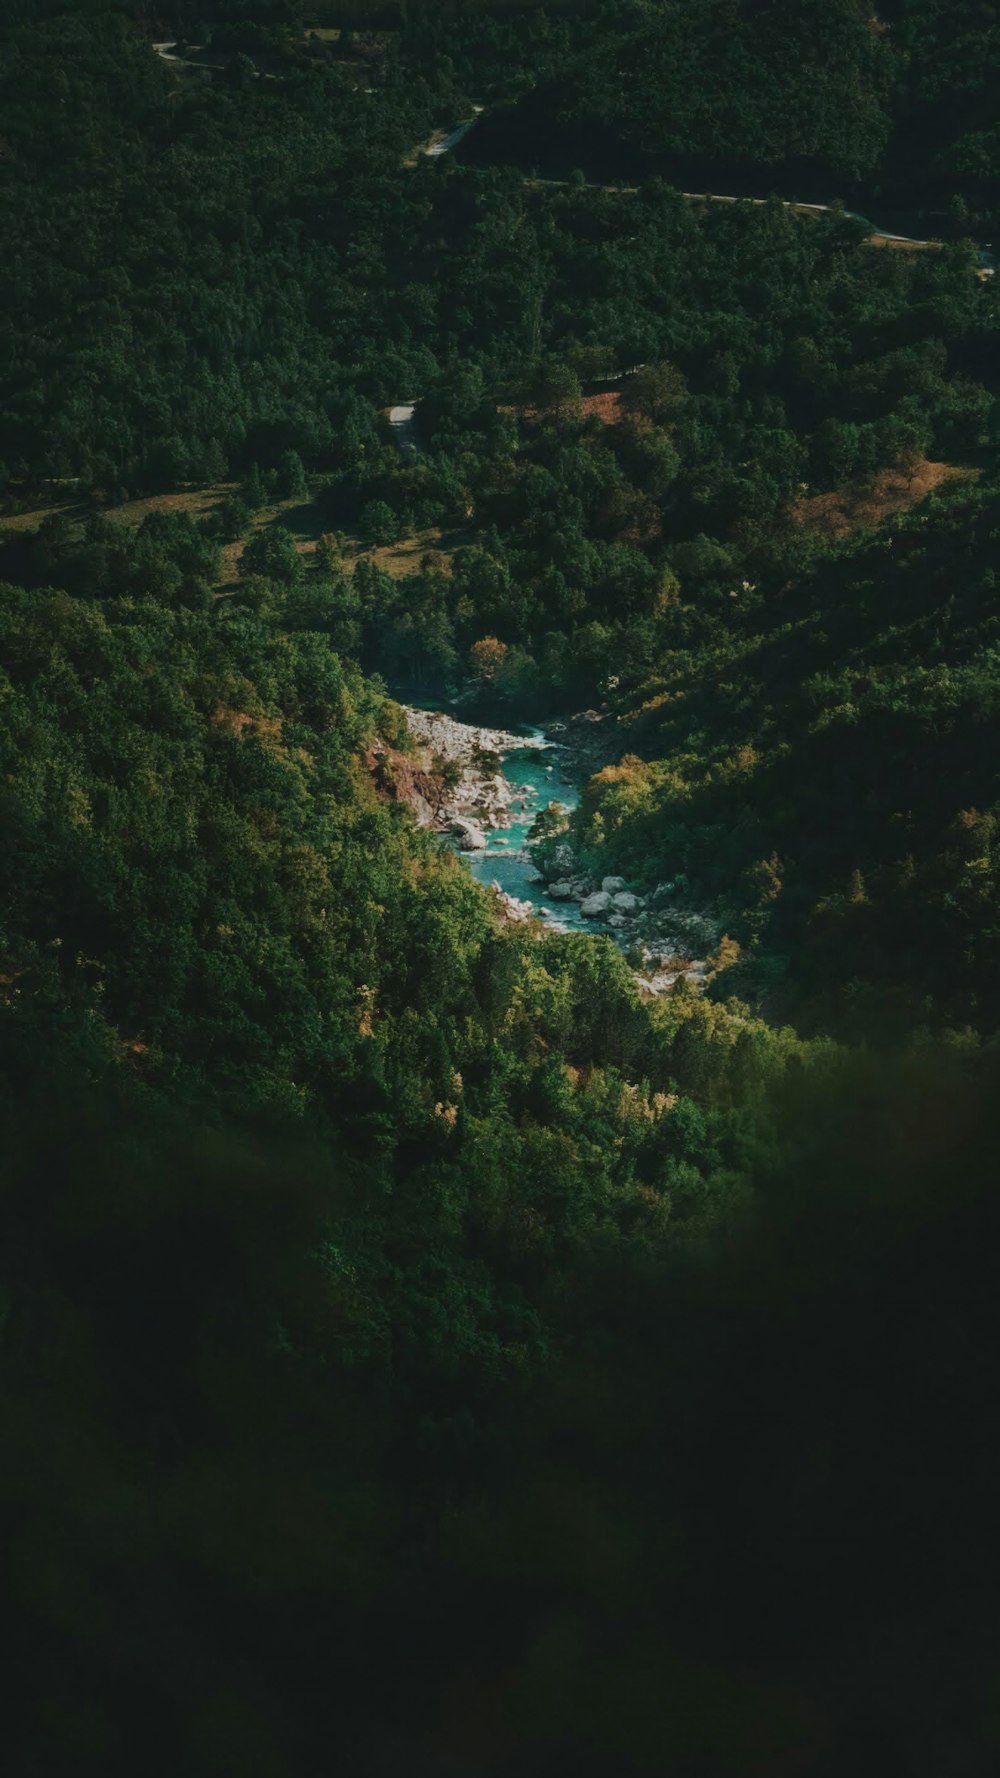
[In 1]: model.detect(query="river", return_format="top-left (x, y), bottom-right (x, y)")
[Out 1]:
top-left (462, 732), bottom-right (590, 930)
top-left (402, 704), bottom-right (589, 930)
top-left (401, 703), bottom-right (715, 988)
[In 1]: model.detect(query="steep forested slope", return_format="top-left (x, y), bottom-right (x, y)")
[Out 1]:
top-left (578, 480), bottom-right (1000, 1032)
top-left (462, 0), bottom-right (894, 190)
top-left (4, 5), bottom-right (1000, 1774)
top-left (421, 0), bottom-right (1000, 220)
top-left (4, 521), bottom-right (1000, 1777)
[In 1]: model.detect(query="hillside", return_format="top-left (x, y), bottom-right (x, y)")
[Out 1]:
top-left (421, 0), bottom-right (1000, 224)
top-left (3, 4), bottom-right (1000, 1774)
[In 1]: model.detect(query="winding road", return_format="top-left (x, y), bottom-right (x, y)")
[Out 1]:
top-left (152, 41), bottom-right (276, 80)
top-left (420, 108), bottom-right (996, 274)
top-left (423, 107), bottom-right (485, 160)
top-left (388, 404), bottom-right (419, 453)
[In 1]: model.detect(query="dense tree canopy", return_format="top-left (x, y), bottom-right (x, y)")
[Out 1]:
top-left (4, 4), bottom-right (1000, 1773)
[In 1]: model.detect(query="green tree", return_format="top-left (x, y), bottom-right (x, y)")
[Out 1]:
top-left (243, 463), bottom-right (266, 513)
top-left (277, 449), bottom-right (308, 500)
top-left (361, 500), bottom-right (398, 545)
top-left (239, 525), bottom-right (302, 584)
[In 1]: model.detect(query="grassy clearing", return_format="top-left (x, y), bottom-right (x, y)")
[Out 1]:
top-left (0, 501), bottom-right (81, 533)
top-left (217, 496), bottom-right (326, 584)
top-left (0, 484), bottom-right (237, 535)
top-left (792, 458), bottom-right (979, 541)
top-left (337, 524), bottom-right (470, 579)
top-left (1, 485), bottom-right (471, 587)
top-left (0, 484), bottom-right (323, 587)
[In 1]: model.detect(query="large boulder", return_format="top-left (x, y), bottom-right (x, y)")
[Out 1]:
top-left (602, 876), bottom-right (628, 895)
top-left (552, 843), bottom-right (576, 873)
top-left (450, 817), bottom-right (487, 851)
top-left (581, 891), bottom-right (613, 918)
top-left (612, 892), bottom-right (641, 915)
top-left (502, 895), bottom-right (534, 921)
top-left (547, 880), bottom-right (574, 900)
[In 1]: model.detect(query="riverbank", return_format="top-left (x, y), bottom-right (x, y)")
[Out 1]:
top-left (386, 703), bottom-right (719, 993)
top-left (397, 705), bottom-right (584, 927)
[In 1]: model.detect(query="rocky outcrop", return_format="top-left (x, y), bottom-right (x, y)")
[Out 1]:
top-left (634, 958), bottom-right (711, 998)
top-left (581, 891), bottom-right (613, 918)
top-left (450, 817), bottom-right (488, 851)
top-left (537, 848), bottom-right (641, 925)
top-left (490, 885), bottom-right (536, 922)
top-left (403, 706), bottom-right (542, 767)
top-left (387, 705), bottom-right (553, 842)
top-left (363, 741), bottom-right (451, 826)
top-left (531, 840), bottom-right (717, 994)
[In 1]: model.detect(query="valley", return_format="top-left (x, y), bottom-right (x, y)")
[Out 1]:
top-left (3, 7), bottom-right (1000, 1775)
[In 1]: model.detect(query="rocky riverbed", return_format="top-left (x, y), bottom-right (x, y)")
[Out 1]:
top-left (401, 706), bottom-right (548, 854)
top-left (530, 840), bottom-right (720, 992)
top-left (386, 704), bottom-right (718, 994)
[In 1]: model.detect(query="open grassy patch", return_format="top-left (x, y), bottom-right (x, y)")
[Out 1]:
top-left (337, 525), bottom-right (471, 579)
top-left (792, 458), bottom-right (979, 541)
top-left (0, 484), bottom-right (236, 536)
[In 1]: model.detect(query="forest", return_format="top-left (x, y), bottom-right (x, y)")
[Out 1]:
top-left (3, 3), bottom-right (1000, 1774)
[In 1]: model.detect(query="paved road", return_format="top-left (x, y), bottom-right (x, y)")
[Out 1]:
top-left (152, 41), bottom-right (276, 80)
top-left (419, 107), bottom-right (485, 161)
top-left (388, 404), bottom-right (419, 453)
top-left (425, 110), bottom-right (996, 274)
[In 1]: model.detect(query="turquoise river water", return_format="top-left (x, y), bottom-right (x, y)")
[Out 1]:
top-left (463, 736), bottom-right (588, 931)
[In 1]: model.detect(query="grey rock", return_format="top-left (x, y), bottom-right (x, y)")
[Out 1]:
top-left (450, 817), bottom-right (487, 851)
top-left (581, 891), bottom-right (613, 918)
top-left (612, 892), bottom-right (641, 914)
top-left (602, 876), bottom-right (628, 895)
top-left (547, 880), bottom-right (574, 900)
